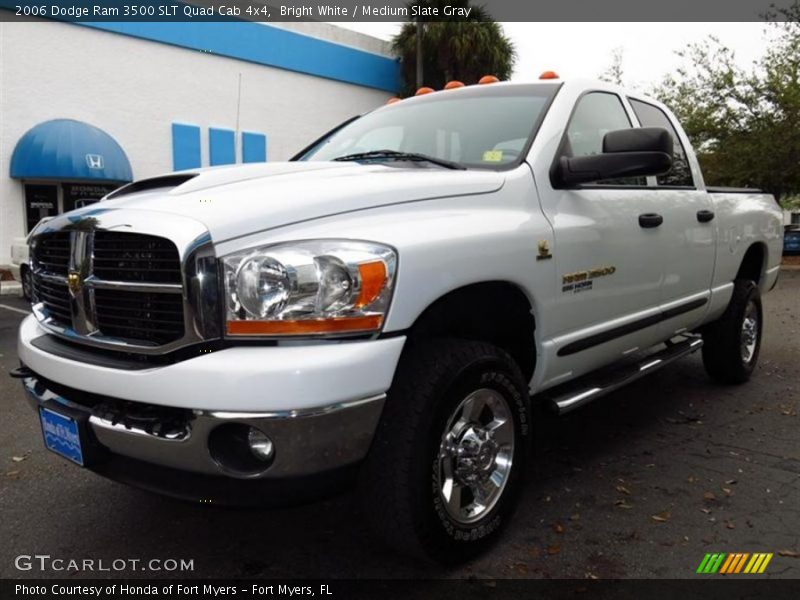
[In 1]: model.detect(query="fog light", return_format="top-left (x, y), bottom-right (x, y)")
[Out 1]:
top-left (247, 427), bottom-right (274, 462)
top-left (208, 423), bottom-right (275, 476)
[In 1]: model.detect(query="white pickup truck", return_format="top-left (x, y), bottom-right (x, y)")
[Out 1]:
top-left (15, 79), bottom-right (783, 562)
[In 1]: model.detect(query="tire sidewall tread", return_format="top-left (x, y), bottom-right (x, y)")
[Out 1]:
top-left (359, 338), bottom-right (531, 563)
top-left (702, 279), bottom-right (763, 384)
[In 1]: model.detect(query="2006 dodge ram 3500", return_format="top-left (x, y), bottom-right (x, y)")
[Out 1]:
top-left (16, 79), bottom-right (783, 561)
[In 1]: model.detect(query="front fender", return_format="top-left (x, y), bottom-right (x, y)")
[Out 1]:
top-left (213, 167), bottom-right (555, 337)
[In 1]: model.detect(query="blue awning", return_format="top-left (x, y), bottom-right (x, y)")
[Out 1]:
top-left (10, 119), bottom-right (133, 183)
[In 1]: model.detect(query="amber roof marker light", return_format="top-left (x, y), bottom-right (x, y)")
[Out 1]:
top-left (478, 75), bottom-right (500, 84)
top-left (539, 71), bottom-right (560, 80)
top-left (415, 87), bottom-right (435, 96)
top-left (444, 81), bottom-right (465, 90)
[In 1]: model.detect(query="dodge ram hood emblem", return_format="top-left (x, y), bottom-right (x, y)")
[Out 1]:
top-left (67, 271), bottom-right (82, 295)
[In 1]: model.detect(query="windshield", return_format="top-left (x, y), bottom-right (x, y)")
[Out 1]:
top-left (300, 84), bottom-right (560, 170)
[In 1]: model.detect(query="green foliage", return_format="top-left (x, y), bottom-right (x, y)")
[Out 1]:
top-left (653, 5), bottom-right (800, 199)
top-left (391, 0), bottom-right (516, 97)
top-left (599, 47), bottom-right (625, 86)
top-left (782, 195), bottom-right (800, 210)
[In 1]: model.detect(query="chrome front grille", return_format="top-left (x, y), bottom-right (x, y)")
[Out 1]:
top-left (31, 231), bottom-right (187, 349)
top-left (29, 210), bottom-right (221, 356)
top-left (34, 278), bottom-right (71, 326)
top-left (93, 231), bottom-right (183, 284)
top-left (94, 288), bottom-right (184, 345)
top-left (35, 232), bottom-right (70, 276)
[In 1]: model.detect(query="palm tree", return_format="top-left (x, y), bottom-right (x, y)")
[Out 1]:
top-left (392, 1), bottom-right (516, 96)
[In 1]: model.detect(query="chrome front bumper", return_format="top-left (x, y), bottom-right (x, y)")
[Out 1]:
top-left (21, 372), bottom-right (385, 480)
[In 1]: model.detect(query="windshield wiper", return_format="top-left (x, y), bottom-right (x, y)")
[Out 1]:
top-left (332, 150), bottom-right (466, 170)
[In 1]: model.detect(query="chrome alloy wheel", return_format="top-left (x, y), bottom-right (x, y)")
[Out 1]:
top-left (741, 299), bottom-right (759, 364)
top-left (437, 388), bottom-right (515, 524)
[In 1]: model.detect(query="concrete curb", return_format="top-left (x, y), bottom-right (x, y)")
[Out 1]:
top-left (0, 281), bottom-right (22, 297)
top-left (1, 266), bottom-right (23, 297)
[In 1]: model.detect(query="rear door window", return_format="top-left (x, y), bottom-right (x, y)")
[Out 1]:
top-left (629, 98), bottom-right (694, 188)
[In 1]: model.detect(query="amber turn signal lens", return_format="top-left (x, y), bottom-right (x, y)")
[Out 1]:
top-left (227, 315), bottom-right (383, 336)
top-left (356, 260), bottom-right (387, 308)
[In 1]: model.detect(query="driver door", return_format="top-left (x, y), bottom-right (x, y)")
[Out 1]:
top-left (536, 92), bottom-right (668, 383)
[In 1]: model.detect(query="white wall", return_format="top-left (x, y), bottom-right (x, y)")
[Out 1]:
top-left (274, 21), bottom-right (391, 56)
top-left (0, 21), bottom-right (394, 264)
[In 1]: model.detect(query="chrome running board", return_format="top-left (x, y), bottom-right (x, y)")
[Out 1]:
top-left (547, 336), bottom-right (704, 415)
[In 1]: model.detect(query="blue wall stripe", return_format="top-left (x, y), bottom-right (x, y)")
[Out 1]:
top-left (242, 132), bottom-right (267, 163)
top-left (171, 123), bottom-right (201, 171)
top-left (78, 22), bottom-right (400, 93)
top-left (209, 128), bottom-right (236, 166)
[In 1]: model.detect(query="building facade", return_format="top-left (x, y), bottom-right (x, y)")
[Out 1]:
top-left (0, 18), bottom-right (399, 264)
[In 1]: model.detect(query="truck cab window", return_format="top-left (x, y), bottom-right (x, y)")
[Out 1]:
top-left (302, 84), bottom-right (558, 169)
top-left (629, 98), bottom-right (694, 188)
top-left (329, 126), bottom-right (406, 157)
top-left (564, 92), bottom-right (644, 186)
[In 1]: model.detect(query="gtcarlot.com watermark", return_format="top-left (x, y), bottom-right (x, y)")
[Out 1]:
top-left (14, 554), bottom-right (194, 572)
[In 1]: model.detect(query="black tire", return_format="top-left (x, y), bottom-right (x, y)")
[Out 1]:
top-left (359, 338), bottom-right (531, 563)
top-left (21, 266), bottom-right (33, 302)
top-left (702, 279), bottom-right (763, 384)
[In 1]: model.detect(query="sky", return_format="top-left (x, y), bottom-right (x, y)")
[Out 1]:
top-left (332, 22), bottom-right (773, 91)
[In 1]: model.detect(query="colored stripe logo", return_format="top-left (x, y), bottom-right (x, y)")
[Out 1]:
top-left (697, 553), bottom-right (773, 574)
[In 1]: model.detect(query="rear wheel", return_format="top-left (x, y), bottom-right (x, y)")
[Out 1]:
top-left (702, 279), bottom-right (763, 384)
top-left (360, 339), bottom-right (531, 563)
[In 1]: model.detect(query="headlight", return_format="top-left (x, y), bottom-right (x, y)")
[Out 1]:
top-left (222, 240), bottom-right (397, 337)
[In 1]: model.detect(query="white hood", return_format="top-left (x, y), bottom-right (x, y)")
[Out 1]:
top-left (89, 162), bottom-right (506, 242)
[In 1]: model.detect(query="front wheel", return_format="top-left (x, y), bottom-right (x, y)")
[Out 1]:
top-left (360, 339), bottom-right (531, 563)
top-left (702, 279), bottom-right (763, 384)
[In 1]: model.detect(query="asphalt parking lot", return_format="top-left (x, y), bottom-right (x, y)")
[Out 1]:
top-left (0, 272), bottom-right (798, 580)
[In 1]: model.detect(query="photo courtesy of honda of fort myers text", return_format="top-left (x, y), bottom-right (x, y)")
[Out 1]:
top-left (0, 0), bottom-right (799, 596)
